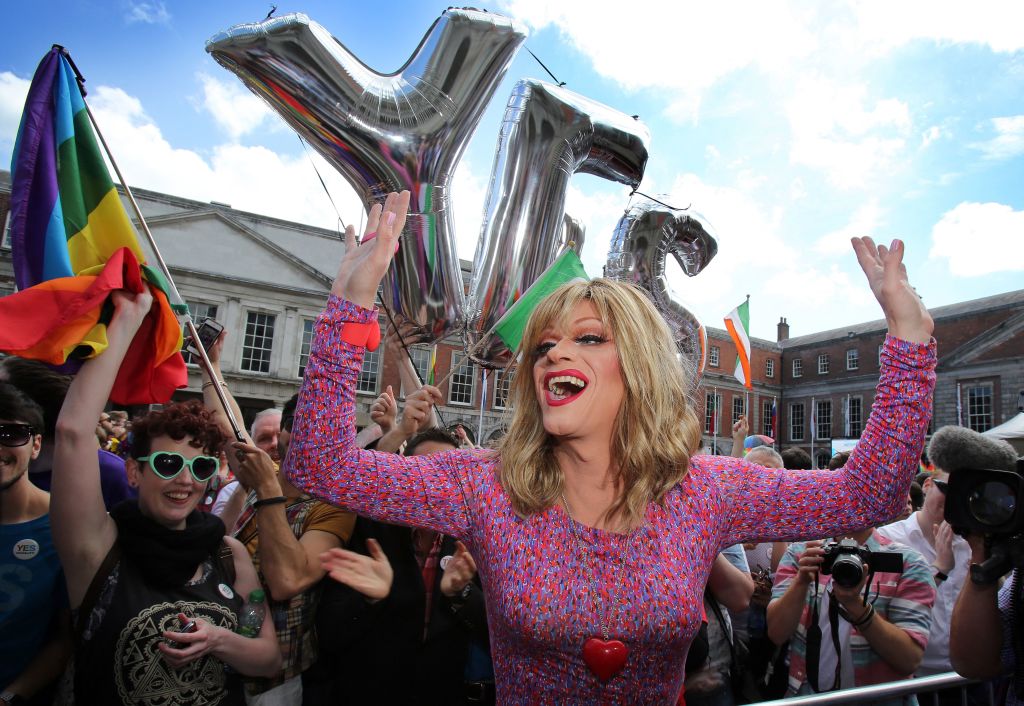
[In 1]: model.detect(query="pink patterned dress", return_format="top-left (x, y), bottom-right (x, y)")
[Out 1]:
top-left (285, 297), bottom-right (937, 705)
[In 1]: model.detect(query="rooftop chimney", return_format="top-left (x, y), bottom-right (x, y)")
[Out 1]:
top-left (777, 317), bottom-right (790, 342)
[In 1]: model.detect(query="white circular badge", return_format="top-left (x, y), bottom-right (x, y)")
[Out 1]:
top-left (440, 555), bottom-right (453, 570)
top-left (13, 539), bottom-right (39, 560)
top-left (218, 583), bottom-right (235, 600)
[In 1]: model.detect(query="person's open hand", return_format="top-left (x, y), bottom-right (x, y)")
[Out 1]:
top-left (321, 539), bottom-right (393, 602)
top-left (332, 191), bottom-right (411, 308)
top-left (851, 237), bottom-right (932, 344)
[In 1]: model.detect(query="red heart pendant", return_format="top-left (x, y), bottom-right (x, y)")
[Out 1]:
top-left (583, 637), bottom-right (629, 681)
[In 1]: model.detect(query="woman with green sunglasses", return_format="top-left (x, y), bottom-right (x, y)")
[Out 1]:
top-left (51, 289), bottom-right (281, 705)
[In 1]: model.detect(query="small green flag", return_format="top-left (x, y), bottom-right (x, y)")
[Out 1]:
top-left (493, 250), bottom-right (589, 352)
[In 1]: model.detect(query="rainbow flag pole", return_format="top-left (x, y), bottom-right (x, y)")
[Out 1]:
top-left (68, 50), bottom-right (245, 441)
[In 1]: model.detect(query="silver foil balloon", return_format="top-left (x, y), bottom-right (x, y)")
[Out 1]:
top-left (604, 200), bottom-right (719, 384)
top-left (207, 10), bottom-right (527, 343)
top-left (465, 79), bottom-right (650, 367)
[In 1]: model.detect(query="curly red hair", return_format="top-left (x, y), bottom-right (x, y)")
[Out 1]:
top-left (129, 399), bottom-right (227, 459)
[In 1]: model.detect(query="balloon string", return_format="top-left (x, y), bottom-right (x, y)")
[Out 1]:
top-left (526, 48), bottom-right (566, 87)
top-left (298, 135), bottom-right (347, 236)
top-left (630, 188), bottom-right (690, 212)
top-left (376, 295), bottom-right (449, 429)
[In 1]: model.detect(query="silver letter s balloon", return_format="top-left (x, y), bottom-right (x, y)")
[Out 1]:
top-left (465, 79), bottom-right (650, 367)
top-left (207, 10), bottom-right (527, 343)
top-left (605, 200), bottom-right (719, 385)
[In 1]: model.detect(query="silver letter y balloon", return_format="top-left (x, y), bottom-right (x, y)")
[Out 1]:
top-left (207, 10), bottom-right (527, 343)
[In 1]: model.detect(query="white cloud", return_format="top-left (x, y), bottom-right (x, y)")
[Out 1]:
top-left (786, 77), bottom-right (911, 188)
top-left (972, 115), bottom-right (1024, 161)
top-left (0, 72), bottom-right (30, 156)
top-left (197, 74), bottom-right (277, 141)
top-left (813, 200), bottom-right (886, 256)
top-left (123, 1), bottom-right (170, 25)
top-left (849, 1), bottom-right (1024, 54)
top-left (930, 202), bottom-right (1024, 276)
top-left (920, 125), bottom-right (944, 149)
top-left (87, 84), bottom-right (364, 231)
top-left (499, 0), bottom-right (818, 122)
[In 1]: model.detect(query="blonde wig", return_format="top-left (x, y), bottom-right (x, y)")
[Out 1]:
top-left (495, 278), bottom-right (703, 525)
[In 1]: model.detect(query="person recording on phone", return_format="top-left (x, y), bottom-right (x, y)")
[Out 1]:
top-left (767, 522), bottom-right (935, 705)
top-left (943, 428), bottom-right (1020, 703)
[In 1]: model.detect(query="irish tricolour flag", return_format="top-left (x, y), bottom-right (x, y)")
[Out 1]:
top-left (724, 299), bottom-right (752, 389)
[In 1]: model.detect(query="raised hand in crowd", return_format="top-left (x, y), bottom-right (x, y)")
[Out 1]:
top-left (851, 236), bottom-right (933, 343)
top-left (377, 385), bottom-right (444, 453)
top-left (932, 520), bottom-right (956, 576)
top-left (320, 539), bottom-right (393, 602)
top-left (440, 540), bottom-right (478, 598)
top-left (370, 385), bottom-right (398, 435)
top-left (333, 191), bottom-right (411, 306)
top-left (452, 424), bottom-right (476, 449)
top-left (231, 441), bottom-right (282, 497)
top-left (729, 414), bottom-right (748, 459)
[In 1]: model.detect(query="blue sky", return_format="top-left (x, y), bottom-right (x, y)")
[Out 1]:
top-left (2, 1), bottom-right (1022, 341)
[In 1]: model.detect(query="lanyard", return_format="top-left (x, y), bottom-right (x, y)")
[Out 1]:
top-left (805, 580), bottom-right (843, 693)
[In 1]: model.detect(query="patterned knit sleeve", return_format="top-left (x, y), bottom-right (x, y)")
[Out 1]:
top-left (283, 296), bottom-right (482, 540)
top-left (707, 335), bottom-right (936, 547)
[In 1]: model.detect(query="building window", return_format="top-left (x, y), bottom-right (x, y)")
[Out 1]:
top-left (790, 403), bottom-right (804, 441)
top-left (967, 385), bottom-right (994, 432)
top-left (732, 396), bottom-right (745, 424)
top-left (878, 344), bottom-right (884, 366)
top-left (297, 318), bottom-right (315, 378)
top-left (846, 348), bottom-right (859, 371)
top-left (848, 396), bottom-right (863, 438)
top-left (815, 399), bottom-right (832, 439)
top-left (762, 400), bottom-right (775, 437)
top-left (356, 348), bottom-right (381, 394)
top-left (449, 358), bottom-right (476, 406)
top-left (765, 359), bottom-right (775, 378)
top-left (704, 392), bottom-right (722, 434)
top-left (709, 346), bottom-right (720, 368)
top-left (241, 311), bottom-right (275, 373)
top-left (400, 346), bottom-right (432, 396)
top-left (792, 359), bottom-right (803, 378)
top-left (182, 302), bottom-right (219, 366)
top-left (494, 368), bottom-right (515, 409)
top-left (818, 353), bottom-right (830, 375)
top-left (816, 450), bottom-right (832, 470)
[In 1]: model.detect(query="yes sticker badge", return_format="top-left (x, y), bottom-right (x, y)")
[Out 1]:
top-left (218, 583), bottom-right (235, 600)
top-left (13, 539), bottom-right (39, 560)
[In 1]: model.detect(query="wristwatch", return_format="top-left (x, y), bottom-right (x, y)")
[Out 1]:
top-left (449, 582), bottom-right (473, 609)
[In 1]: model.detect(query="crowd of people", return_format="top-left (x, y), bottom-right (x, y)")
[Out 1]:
top-left (0, 190), bottom-right (1019, 706)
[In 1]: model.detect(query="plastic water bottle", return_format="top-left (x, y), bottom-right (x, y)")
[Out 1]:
top-left (238, 589), bottom-right (266, 638)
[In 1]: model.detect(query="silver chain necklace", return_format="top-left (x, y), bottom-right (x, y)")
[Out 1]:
top-left (560, 492), bottom-right (633, 642)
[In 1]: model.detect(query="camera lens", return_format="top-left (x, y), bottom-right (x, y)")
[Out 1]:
top-left (968, 480), bottom-right (1016, 527)
top-left (831, 554), bottom-right (865, 589)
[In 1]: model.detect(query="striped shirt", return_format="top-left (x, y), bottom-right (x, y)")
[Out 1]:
top-left (773, 532), bottom-right (936, 705)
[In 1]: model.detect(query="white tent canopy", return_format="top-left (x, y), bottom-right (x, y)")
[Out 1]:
top-left (983, 412), bottom-right (1024, 454)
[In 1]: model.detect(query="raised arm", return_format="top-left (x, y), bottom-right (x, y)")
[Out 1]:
top-left (710, 238), bottom-right (936, 546)
top-left (283, 192), bottom-right (480, 539)
top-left (52, 290), bottom-right (151, 607)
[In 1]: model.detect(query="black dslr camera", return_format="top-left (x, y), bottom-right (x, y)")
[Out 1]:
top-left (946, 459), bottom-right (1024, 585)
top-left (820, 538), bottom-right (904, 589)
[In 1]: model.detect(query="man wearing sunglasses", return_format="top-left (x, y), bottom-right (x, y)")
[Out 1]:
top-left (878, 426), bottom-right (976, 705)
top-left (0, 383), bottom-right (71, 706)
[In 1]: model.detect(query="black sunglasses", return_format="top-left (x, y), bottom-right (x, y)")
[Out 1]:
top-left (136, 451), bottom-right (220, 483)
top-left (0, 423), bottom-right (36, 448)
top-left (933, 479), bottom-right (948, 494)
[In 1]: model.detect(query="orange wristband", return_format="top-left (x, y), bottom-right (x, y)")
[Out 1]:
top-left (338, 321), bottom-right (381, 351)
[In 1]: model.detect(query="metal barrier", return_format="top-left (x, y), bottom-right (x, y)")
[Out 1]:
top-left (753, 671), bottom-right (998, 705)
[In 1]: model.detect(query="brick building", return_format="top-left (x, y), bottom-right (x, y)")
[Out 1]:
top-left (3, 173), bottom-right (1021, 457)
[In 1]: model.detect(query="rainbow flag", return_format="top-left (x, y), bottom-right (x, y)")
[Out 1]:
top-left (0, 47), bottom-right (186, 404)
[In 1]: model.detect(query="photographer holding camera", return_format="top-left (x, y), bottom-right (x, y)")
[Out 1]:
top-left (767, 523), bottom-right (935, 705)
top-left (942, 427), bottom-right (1020, 704)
